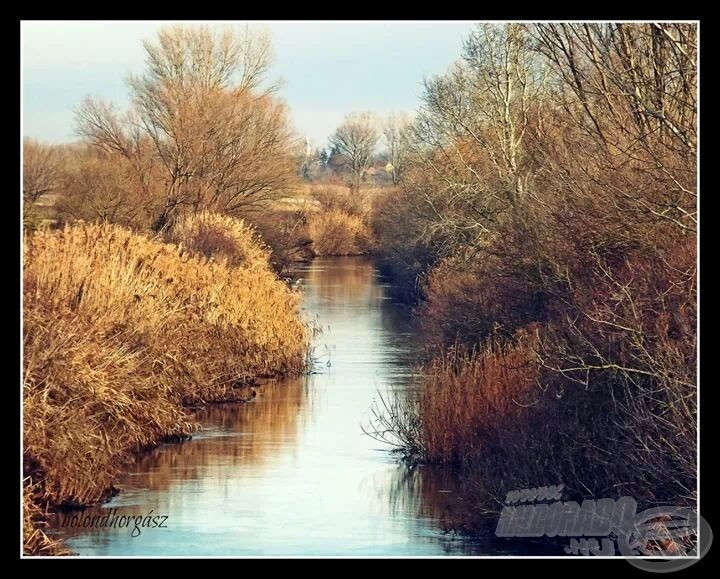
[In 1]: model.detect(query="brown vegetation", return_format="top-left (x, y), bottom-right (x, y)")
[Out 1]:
top-left (74, 25), bottom-right (298, 232)
top-left (370, 22), bottom-right (697, 522)
top-left (370, 333), bottom-right (539, 465)
top-left (56, 146), bottom-right (157, 230)
top-left (23, 478), bottom-right (70, 556)
top-left (23, 220), bottom-right (308, 553)
top-left (163, 211), bottom-right (271, 270)
top-left (304, 185), bottom-right (377, 256)
top-left (23, 22), bottom-right (402, 556)
top-left (22, 20), bottom-right (698, 551)
top-left (307, 210), bottom-right (372, 256)
top-left (310, 185), bottom-right (372, 217)
top-left (246, 209), bottom-right (315, 273)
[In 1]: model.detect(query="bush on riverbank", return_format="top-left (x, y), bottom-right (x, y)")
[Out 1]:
top-left (310, 185), bottom-right (372, 218)
top-left (307, 209), bottom-right (372, 256)
top-left (370, 332), bottom-right (539, 465)
top-left (375, 281), bottom-right (696, 515)
top-left (244, 209), bottom-right (315, 274)
top-left (23, 221), bottom-right (309, 554)
top-left (374, 215), bottom-right (696, 525)
top-left (163, 211), bottom-right (271, 270)
top-left (378, 174), bottom-right (697, 510)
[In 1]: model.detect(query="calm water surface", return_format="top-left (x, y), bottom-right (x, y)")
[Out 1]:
top-left (47, 257), bottom-right (540, 556)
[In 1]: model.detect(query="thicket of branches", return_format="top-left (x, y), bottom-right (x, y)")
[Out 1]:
top-left (371, 23), bottom-right (697, 511)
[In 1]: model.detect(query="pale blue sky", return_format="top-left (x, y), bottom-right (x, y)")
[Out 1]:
top-left (22, 20), bottom-right (475, 148)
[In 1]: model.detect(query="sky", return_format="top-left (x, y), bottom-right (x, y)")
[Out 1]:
top-left (22, 20), bottom-right (475, 148)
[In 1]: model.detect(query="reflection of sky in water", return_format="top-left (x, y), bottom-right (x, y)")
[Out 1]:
top-left (45, 257), bottom-right (553, 556)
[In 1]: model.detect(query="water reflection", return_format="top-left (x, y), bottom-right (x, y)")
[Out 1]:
top-left (45, 257), bottom-right (543, 556)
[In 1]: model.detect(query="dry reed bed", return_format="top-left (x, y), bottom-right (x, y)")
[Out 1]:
top-left (23, 478), bottom-right (70, 556)
top-left (163, 211), bottom-right (271, 271)
top-left (416, 337), bottom-right (539, 465)
top-left (369, 333), bottom-right (539, 466)
top-left (307, 209), bottom-right (372, 256)
top-left (23, 218), bottom-right (309, 554)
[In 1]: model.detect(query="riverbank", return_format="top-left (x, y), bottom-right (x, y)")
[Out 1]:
top-left (362, 21), bottom-right (697, 533)
top-left (242, 186), bottom-right (379, 274)
top-left (23, 216), bottom-right (310, 555)
top-left (42, 257), bottom-right (513, 556)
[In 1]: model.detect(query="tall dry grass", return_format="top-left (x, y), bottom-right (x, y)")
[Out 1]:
top-left (416, 337), bottom-right (539, 465)
top-left (23, 478), bottom-right (70, 556)
top-left (309, 185), bottom-right (372, 217)
top-left (307, 209), bottom-right (372, 256)
top-left (23, 220), bottom-right (309, 553)
top-left (368, 331), bottom-right (539, 466)
top-left (163, 211), bottom-right (270, 270)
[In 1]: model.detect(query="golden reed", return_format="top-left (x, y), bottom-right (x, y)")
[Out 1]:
top-left (23, 217), bottom-right (309, 554)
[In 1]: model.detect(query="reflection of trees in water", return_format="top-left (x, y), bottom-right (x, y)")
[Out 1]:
top-left (310, 256), bottom-right (426, 369)
top-left (386, 463), bottom-right (566, 555)
top-left (301, 257), bottom-right (425, 376)
top-left (134, 376), bottom-right (310, 490)
top-left (386, 464), bottom-right (470, 528)
top-left (50, 376), bottom-right (309, 540)
top-left (382, 464), bottom-right (497, 555)
top-left (305, 257), bottom-right (380, 306)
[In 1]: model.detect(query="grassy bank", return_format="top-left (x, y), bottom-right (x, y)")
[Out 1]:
top-left (23, 216), bottom-right (309, 554)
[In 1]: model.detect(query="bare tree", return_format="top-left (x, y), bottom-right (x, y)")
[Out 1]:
top-left (329, 112), bottom-right (379, 191)
top-left (383, 113), bottom-right (413, 185)
top-left (56, 146), bottom-right (156, 229)
top-left (419, 23), bottom-right (545, 202)
top-left (402, 23), bottom-right (546, 251)
top-left (533, 23), bottom-right (697, 234)
top-left (75, 24), bottom-right (295, 231)
top-left (461, 23), bottom-right (546, 201)
top-left (23, 138), bottom-right (63, 206)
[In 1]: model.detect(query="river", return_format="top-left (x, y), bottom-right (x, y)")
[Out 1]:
top-left (46, 257), bottom-right (533, 556)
